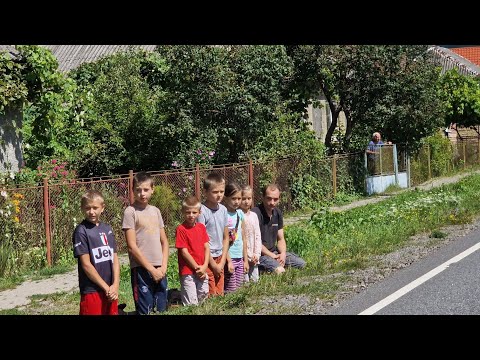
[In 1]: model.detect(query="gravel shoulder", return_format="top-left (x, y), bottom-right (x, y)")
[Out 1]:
top-left (1, 170), bottom-right (478, 313)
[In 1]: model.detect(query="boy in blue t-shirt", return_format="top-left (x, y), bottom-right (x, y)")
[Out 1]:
top-left (73, 190), bottom-right (120, 315)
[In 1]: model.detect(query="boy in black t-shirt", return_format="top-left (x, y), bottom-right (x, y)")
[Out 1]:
top-left (252, 184), bottom-right (306, 274)
top-left (72, 190), bottom-right (120, 315)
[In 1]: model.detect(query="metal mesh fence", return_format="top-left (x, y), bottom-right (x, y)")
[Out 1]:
top-left (150, 168), bottom-right (197, 242)
top-left (410, 145), bottom-right (431, 186)
top-left (367, 144), bottom-right (396, 176)
top-left (0, 185), bottom-right (45, 276)
top-left (49, 177), bottom-right (130, 265)
top-left (316, 157), bottom-right (334, 201)
top-left (335, 152), bottom-right (366, 196)
top-left (464, 139), bottom-right (479, 167)
top-left (409, 139), bottom-right (480, 187)
top-left (251, 157), bottom-right (300, 213)
top-left (3, 138), bottom-right (480, 273)
top-left (452, 141), bottom-right (465, 169)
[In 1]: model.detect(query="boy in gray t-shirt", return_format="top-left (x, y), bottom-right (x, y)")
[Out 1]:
top-left (197, 172), bottom-right (229, 296)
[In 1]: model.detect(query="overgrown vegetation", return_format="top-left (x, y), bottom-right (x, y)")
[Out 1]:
top-left (2, 45), bottom-right (464, 177)
top-left (7, 173), bottom-right (480, 315)
top-left (438, 68), bottom-right (480, 138)
top-left (2, 45), bottom-right (480, 314)
top-left (285, 45), bottom-right (444, 154)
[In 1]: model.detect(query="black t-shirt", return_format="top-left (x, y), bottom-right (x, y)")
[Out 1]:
top-left (72, 220), bottom-right (117, 294)
top-left (251, 203), bottom-right (283, 252)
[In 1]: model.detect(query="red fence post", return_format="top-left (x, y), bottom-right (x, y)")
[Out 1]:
top-left (43, 178), bottom-right (52, 267)
top-left (129, 170), bottom-right (134, 205)
top-left (248, 159), bottom-right (254, 189)
top-left (195, 164), bottom-right (201, 199)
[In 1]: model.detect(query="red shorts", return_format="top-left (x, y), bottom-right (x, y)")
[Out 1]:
top-left (79, 292), bottom-right (118, 315)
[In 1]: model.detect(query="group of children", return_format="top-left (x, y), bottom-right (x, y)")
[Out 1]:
top-left (72, 171), bottom-right (262, 315)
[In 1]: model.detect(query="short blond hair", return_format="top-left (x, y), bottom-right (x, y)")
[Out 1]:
top-left (81, 190), bottom-right (104, 208)
top-left (241, 184), bottom-right (253, 195)
top-left (182, 195), bottom-right (201, 211)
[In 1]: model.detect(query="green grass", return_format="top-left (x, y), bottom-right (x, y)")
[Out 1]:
top-left (285, 175), bottom-right (480, 276)
top-left (381, 184), bottom-right (404, 194)
top-left (7, 173), bottom-right (480, 315)
top-left (0, 263), bottom-right (76, 292)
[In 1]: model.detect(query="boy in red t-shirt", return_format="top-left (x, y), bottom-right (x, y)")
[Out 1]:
top-left (175, 196), bottom-right (210, 306)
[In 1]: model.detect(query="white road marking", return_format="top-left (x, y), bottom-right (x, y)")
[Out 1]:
top-left (359, 241), bottom-right (480, 315)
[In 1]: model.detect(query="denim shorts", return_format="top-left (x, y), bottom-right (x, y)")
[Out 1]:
top-left (131, 266), bottom-right (168, 315)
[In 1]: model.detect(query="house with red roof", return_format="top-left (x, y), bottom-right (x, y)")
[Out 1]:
top-left (432, 46), bottom-right (480, 140)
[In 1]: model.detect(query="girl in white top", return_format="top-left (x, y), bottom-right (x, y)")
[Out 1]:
top-left (240, 185), bottom-right (262, 282)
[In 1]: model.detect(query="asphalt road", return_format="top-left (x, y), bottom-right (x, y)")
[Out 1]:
top-left (328, 224), bottom-right (480, 315)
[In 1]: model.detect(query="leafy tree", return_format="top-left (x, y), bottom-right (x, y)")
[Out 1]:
top-left (156, 45), bottom-right (296, 165)
top-left (246, 110), bottom-right (325, 162)
top-left (438, 68), bottom-right (480, 138)
top-left (70, 49), bottom-right (170, 175)
top-left (226, 45), bottom-right (295, 160)
top-left (285, 45), bottom-right (343, 152)
top-left (286, 45), bottom-right (443, 153)
top-left (347, 46), bottom-right (444, 152)
top-left (1, 45), bottom-right (93, 169)
top-left (153, 45), bottom-right (229, 166)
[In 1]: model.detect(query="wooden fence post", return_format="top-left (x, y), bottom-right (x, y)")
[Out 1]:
top-left (128, 170), bottom-right (134, 205)
top-left (195, 164), bottom-right (201, 199)
top-left (427, 145), bottom-right (431, 180)
top-left (43, 178), bottom-right (52, 267)
top-left (393, 144), bottom-right (399, 185)
top-left (477, 138), bottom-right (480, 164)
top-left (463, 141), bottom-right (466, 169)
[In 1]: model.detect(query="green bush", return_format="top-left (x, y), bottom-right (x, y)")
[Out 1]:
top-left (167, 253), bottom-right (180, 290)
top-left (0, 240), bottom-right (13, 277)
top-left (149, 183), bottom-right (182, 240)
top-left (290, 173), bottom-right (326, 210)
top-left (424, 133), bottom-right (453, 177)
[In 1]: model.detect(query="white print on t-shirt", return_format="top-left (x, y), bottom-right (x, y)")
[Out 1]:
top-left (92, 245), bottom-right (113, 264)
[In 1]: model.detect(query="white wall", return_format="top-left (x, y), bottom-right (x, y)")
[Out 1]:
top-left (0, 109), bottom-right (23, 172)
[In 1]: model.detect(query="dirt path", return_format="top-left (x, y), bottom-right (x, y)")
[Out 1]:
top-left (0, 271), bottom-right (79, 310)
top-left (283, 170), bottom-right (480, 226)
top-left (0, 254), bottom-right (130, 311)
top-left (1, 170), bottom-right (478, 312)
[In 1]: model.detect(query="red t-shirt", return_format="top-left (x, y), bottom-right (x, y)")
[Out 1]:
top-left (175, 222), bottom-right (209, 276)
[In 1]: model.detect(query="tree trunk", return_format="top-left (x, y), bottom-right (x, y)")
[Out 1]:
top-left (343, 107), bottom-right (353, 151)
top-left (325, 106), bottom-right (340, 155)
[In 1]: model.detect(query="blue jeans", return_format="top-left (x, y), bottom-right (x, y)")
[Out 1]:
top-left (131, 266), bottom-right (168, 315)
top-left (259, 251), bottom-right (306, 272)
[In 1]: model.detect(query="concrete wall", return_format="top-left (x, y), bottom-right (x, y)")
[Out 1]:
top-left (366, 172), bottom-right (408, 195)
top-left (306, 93), bottom-right (347, 142)
top-left (0, 109), bottom-right (23, 172)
